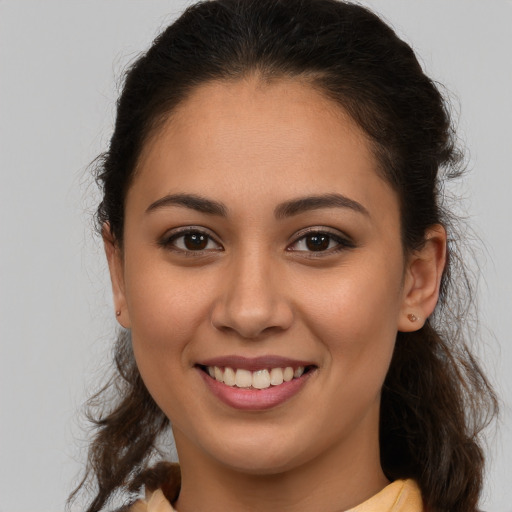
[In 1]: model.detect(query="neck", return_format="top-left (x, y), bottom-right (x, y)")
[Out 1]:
top-left (173, 419), bottom-right (389, 512)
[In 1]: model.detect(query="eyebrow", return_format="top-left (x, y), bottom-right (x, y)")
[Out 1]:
top-left (274, 193), bottom-right (369, 219)
top-left (145, 192), bottom-right (369, 218)
top-left (146, 193), bottom-right (228, 216)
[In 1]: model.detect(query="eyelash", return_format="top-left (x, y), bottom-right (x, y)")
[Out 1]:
top-left (287, 229), bottom-right (355, 256)
top-left (159, 227), bottom-right (355, 256)
top-left (159, 227), bottom-right (223, 255)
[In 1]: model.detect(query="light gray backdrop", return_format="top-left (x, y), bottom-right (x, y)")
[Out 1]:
top-left (0, 1), bottom-right (510, 511)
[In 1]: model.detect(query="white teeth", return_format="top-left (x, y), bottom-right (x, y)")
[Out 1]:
top-left (235, 369), bottom-right (252, 388)
top-left (223, 367), bottom-right (236, 386)
top-left (207, 365), bottom-right (308, 389)
top-left (270, 367), bottom-right (284, 386)
top-left (252, 369), bottom-right (271, 389)
top-left (214, 366), bottom-right (223, 383)
top-left (283, 367), bottom-right (294, 382)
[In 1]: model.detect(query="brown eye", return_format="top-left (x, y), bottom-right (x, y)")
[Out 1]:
top-left (183, 232), bottom-right (208, 250)
top-left (162, 229), bottom-right (222, 253)
top-left (305, 234), bottom-right (330, 251)
top-left (287, 230), bottom-right (354, 255)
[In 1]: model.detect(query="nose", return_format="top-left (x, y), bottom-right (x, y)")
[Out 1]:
top-left (210, 251), bottom-right (294, 339)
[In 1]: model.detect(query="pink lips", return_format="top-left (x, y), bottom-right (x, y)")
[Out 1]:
top-left (197, 355), bottom-right (316, 411)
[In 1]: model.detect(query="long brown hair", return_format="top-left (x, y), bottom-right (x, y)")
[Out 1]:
top-left (70, 1), bottom-right (498, 510)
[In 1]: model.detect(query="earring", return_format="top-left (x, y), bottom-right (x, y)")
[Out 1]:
top-left (407, 313), bottom-right (418, 322)
top-left (116, 310), bottom-right (121, 317)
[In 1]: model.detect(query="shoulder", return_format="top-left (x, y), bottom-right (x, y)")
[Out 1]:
top-left (347, 479), bottom-right (424, 512)
top-left (128, 489), bottom-right (175, 512)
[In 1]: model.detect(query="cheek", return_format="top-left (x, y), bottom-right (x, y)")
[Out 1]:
top-left (123, 259), bottom-right (220, 419)
top-left (297, 256), bottom-right (403, 380)
top-left (123, 253), bottom-right (215, 365)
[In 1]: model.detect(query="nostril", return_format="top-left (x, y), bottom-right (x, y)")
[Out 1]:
top-left (210, 280), bottom-right (294, 339)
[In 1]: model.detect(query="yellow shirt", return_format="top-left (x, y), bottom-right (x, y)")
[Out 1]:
top-left (130, 478), bottom-right (423, 511)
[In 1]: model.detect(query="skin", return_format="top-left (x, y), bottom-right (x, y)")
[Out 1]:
top-left (105, 76), bottom-right (446, 512)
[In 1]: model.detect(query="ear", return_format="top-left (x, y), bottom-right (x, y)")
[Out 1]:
top-left (398, 224), bottom-right (447, 332)
top-left (102, 223), bottom-right (131, 328)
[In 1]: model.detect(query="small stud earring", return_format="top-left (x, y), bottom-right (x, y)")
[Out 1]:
top-left (116, 310), bottom-right (121, 317)
top-left (407, 313), bottom-right (418, 322)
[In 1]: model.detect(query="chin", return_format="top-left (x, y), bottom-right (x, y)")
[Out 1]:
top-left (219, 451), bottom-right (303, 476)
top-left (201, 429), bottom-right (311, 476)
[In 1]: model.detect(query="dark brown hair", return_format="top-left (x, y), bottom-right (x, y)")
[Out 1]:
top-left (70, 1), bottom-right (497, 510)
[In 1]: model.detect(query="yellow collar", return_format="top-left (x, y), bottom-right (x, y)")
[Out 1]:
top-left (130, 478), bottom-right (423, 512)
top-left (347, 479), bottom-right (423, 511)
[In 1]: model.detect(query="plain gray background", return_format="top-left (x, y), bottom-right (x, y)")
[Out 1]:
top-left (0, 1), bottom-right (511, 510)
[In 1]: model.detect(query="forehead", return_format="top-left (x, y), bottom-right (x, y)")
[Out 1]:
top-left (141, 76), bottom-right (372, 166)
top-left (129, 76), bottom-right (398, 222)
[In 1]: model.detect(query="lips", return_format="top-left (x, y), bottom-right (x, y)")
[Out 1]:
top-left (196, 356), bottom-right (317, 410)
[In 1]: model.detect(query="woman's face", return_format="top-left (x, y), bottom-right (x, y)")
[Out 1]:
top-left (110, 77), bottom-right (416, 476)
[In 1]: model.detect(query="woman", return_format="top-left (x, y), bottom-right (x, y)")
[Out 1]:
top-left (71, 0), bottom-right (497, 511)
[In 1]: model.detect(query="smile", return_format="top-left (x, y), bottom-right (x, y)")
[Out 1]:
top-left (197, 356), bottom-right (317, 410)
top-left (205, 365), bottom-right (306, 389)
